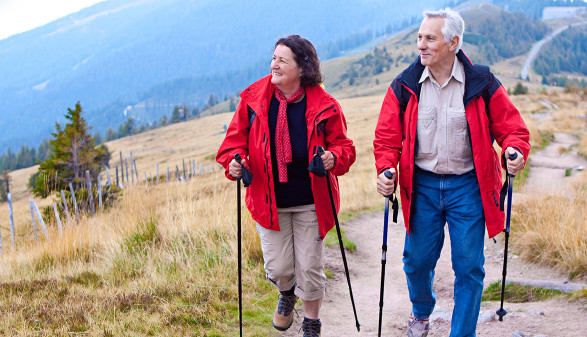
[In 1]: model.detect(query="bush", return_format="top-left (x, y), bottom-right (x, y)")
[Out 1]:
top-left (41, 185), bottom-right (122, 224)
top-left (513, 82), bottom-right (529, 95)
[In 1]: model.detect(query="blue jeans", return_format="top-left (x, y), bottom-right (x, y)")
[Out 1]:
top-left (403, 168), bottom-right (485, 337)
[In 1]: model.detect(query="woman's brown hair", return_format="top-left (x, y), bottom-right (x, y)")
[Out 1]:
top-left (275, 35), bottom-right (323, 87)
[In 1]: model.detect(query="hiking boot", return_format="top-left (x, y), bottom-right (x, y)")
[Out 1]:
top-left (301, 317), bottom-right (321, 337)
top-left (407, 312), bottom-right (429, 337)
top-left (272, 292), bottom-right (298, 331)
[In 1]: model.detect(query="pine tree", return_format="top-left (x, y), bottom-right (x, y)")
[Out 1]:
top-left (105, 127), bottom-right (118, 141)
top-left (171, 106), bottom-right (182, 124)
top-left (0, 170), bottom-right (9, 202)
top-left (33, 102), bottom-right (110, 198)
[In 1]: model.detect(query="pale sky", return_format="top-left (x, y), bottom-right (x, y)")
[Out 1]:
top-left (0, 0), bottom-right (105, 40)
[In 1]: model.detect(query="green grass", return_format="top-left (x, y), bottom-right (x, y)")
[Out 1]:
top-left (535, 132), bottom-right (554, 151)
top-left (324, 269), bottom-right (333, 279)
top-left (565, 168), bottom-right (573, 177)
top-left (482, 281), bottom-right (563, 303)
top-left (324, 227), bottom-right (356, 252)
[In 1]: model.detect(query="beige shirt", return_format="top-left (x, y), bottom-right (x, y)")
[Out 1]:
top-left (415, 57), bottom-right (474, 175)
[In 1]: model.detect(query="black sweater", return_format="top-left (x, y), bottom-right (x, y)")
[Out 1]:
top-left (268, 94), bottom-right (314, 208)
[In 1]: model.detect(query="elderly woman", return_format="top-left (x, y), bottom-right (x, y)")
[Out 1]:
top-left (216, 35), bottom-right (355, 336)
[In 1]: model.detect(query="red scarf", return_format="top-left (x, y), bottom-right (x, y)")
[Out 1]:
top-left (274, 86), bottom-right (305, 183)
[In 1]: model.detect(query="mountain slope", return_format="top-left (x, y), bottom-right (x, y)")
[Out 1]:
top-left (0, 0), bottom-right (449, 151)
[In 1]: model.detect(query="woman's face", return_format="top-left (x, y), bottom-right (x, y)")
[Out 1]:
top-left (271, 44), bottom-right (302, 92)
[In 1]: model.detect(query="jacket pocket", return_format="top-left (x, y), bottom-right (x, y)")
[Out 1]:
top-left (416, 106), bottom-right (437, 156)
top-left (448, 110), bottom-right (471, 160)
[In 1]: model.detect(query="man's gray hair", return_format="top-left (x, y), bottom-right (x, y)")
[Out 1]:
top-left (423, 8), bottom-right (465, 54)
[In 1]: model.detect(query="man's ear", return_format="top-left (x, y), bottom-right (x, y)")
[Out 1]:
top-left (449, 36), bottom-right (459, 52)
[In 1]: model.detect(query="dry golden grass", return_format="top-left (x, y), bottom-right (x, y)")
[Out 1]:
top-left (0, 92), bottom-right (390, 335)
top-left (511, 173), bottom-right (587, 279)
top-left (0, 172), bottom-right (275, 335)
top-left (0, 35), bottom-right (584, 332)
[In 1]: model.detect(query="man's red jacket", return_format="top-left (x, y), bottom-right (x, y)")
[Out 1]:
top-left (374, 51), bottom-right (530, 238)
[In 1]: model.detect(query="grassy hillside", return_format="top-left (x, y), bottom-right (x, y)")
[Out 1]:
top-left (0, 6), bottom-right (585, 334)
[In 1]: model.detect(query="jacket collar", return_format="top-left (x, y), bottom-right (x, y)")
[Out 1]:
top-left (240, 74), bottom-right (336, 119)
top-left (397, 50), bottom-right (490, 106)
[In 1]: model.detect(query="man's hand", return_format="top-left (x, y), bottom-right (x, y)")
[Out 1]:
top-left (229, 158), bottom-right (245, 178)
top-left (505, 147), bottom-right (524, 176)
top-left (321, 151), bottom-right (335, 171)
top-left (377, 168), bottom-right (396, 196)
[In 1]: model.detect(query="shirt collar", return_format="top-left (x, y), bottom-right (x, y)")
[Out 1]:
top-left (419, 56), bottom-right (465, 86)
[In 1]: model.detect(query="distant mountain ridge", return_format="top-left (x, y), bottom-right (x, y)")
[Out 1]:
top-left (0, 0), bottom-right (450, 152)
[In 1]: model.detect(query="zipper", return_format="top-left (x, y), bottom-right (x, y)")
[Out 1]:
top-left (263, 131), bottom-right (275, 228)
top-left (403, 187), bottom-right (410, 200)
top-left (308, 104), bottom-right (335, 153)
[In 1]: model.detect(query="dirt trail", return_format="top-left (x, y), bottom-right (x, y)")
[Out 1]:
top-left (277, 131), bottom-right (586, 337)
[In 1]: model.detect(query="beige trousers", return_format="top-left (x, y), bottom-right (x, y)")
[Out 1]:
top-left (256, 206), bottom-right (326, 301)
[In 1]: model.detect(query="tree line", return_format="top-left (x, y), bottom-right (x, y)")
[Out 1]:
top-left (464, 9), bottom-right (549, 64)
top-left (0, 139), bottom-right (51, 172)
top-left (102, 93), bottom-right (237, 142)
top-left (534, 27), bottom-right (587, 81)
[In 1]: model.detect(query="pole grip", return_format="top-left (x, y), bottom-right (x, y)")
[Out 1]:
top-left (317, 145), bottom-right (325, 156)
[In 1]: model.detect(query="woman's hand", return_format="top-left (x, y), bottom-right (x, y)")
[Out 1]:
top-left (229, 158), bottom-right (245, 178)
top-left (321, 151), bottom-right (336, 171)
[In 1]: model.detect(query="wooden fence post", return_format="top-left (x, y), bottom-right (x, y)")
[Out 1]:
top-left (175, 165), bottom-right (180, 181)
top-left (61, 190), bottom-right (72, 223)
top-left (86, 170), bottom-right (95, 216)
top-left (7, 193), bottom-right (15, 248)
top-left (119, 151), bottom-right (124, 184)
top-left (134, 160), bottom-right (139, 182)
top-left (130, 151), bottom-right (134, 184)
top-left (115, 165), bottom-right (119, 187)
top-left (182, 158), bottom-right (186, 179)
top-left (98, 174), bottom-right (103, 211)
top-left (106, 166), bottom-right (112, 186)
top-left (28, 200), bottom-right (40, 242)
top-left (188, 159), bottom-right (192, 179)
top-left (166, 167), bottom-right (169, 183)
top-left (144, 172), bottom-right (148, 185)
top-left (193, 160), bottom-right (197, 176)
top-left (31, 200), bottom-right (50, 241)
top-left (69, 183), bottom-right (79, 221)
top-left (125, 158), bottom-right (129, 184)
top-left (53, 202), bottom-right (63, 237)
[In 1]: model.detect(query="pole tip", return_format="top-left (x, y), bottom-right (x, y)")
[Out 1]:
top-left (496, 308), bottom-right (507, 321)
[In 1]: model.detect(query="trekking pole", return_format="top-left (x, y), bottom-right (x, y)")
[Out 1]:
top-left (315, 146), bottom-right (360, 332)
top-left (234, 154), bottom-right (243, 337)
top-left (378, 170), bottom-right (399, 337)
top-left (233, 153), bottom-right (252, 336)
top-left (496, 152), bottom-right (518, 322)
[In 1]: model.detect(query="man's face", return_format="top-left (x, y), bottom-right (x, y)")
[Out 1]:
top-left (417, 17), bottom-right (457, 69)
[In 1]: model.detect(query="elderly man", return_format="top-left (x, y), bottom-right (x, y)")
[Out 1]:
top-left (373, 8), bottom-right (530, 337)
